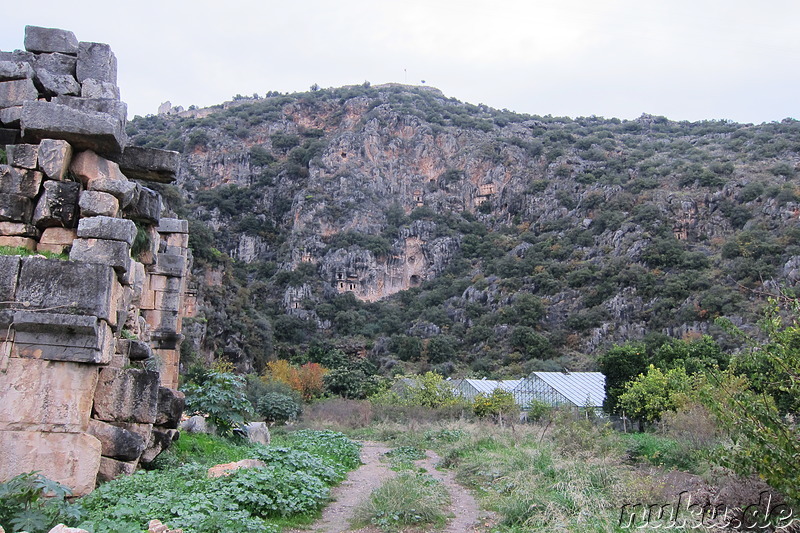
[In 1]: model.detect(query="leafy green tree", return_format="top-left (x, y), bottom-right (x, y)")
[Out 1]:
top-left (701, 299), bottom-right (800, 504)
top-left (598, 342), bottom-right (648, 413)
top-left (426, 335), bottom-right (457, 364)
top-left (617, 365), bottom-right (693, 425)
top-left (182, 371), bottom-right (253, 436)
top-left (472, 389), bottom-right (519, 421)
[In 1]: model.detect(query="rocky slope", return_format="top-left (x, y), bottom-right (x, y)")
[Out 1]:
top-left (127, 84), bottom-right (800, 377)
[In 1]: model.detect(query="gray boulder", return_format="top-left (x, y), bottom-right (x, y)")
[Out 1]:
top-left (69, 237), bottom-right (131, 274)
top-left (242, 422), bottom-right (271, 445)
top-left (77, 42), bottom-right (117, 84)
top-left (20, 101), bottom-right (126, 156)
top-left (52, 95), bottom-right (127, 123)
top-left (6, 144), bottom-right (38, 169)
top-left (0, 78), bottom-right (38, 107)
top-left (37, 70), bottom-right (81, 97)
top-left (77, 215), bottom-right (136, 245)
top-left (0, 60), bottom-right (34, 81)
top-left (125, 186), bottom-right (162, 224)
top-left (119, 146), bottom-right (180, 183)
top-left (24, 26), bottom-right (79, 55)
top-left (88, 419), bottom-right (147, 462)
top-left (37, 139), bottom-right (73, 180)
top-left (0, 193), bottom-right (32, 223)
top-left (32, 180), bottom-right (80, 228)
top-left (78, 190), bottom-right (119, 217)
top-left (180, 415), bottom-right (209, 434)
top-left (81, 78), bottom-right (120, 100)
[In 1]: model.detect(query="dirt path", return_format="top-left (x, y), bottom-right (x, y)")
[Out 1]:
top-left (286, 441), bottom-right (492, 533)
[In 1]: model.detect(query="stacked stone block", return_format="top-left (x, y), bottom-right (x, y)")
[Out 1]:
top-left (0, 27), bottom-right (186, 496)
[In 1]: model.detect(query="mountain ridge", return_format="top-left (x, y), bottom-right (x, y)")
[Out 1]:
top-left (126, 83), bottom-right (800, 377)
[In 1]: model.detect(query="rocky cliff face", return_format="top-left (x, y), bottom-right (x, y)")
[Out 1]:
top-left (127, 84), bottom-right (800, 376)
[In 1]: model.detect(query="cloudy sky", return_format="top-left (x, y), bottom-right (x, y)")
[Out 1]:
top-left (4, 1), bottom-right (799, 124)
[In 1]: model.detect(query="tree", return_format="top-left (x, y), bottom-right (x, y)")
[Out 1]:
top-left (598, 342), bottom-right (648, 413)
top-left (617, 365), bottom-right (693, 425)
top-left (701, 299), bottom-right (800, 504)
top-left (472, 389), bottom-right (519, 422)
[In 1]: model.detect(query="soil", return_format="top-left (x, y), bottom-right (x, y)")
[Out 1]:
top-left (285, 441), bottom-right (494, 533)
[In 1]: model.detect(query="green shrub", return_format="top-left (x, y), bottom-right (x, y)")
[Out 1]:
top-left (623, 432), bottom-right (700, 471)
top-left (182, 371), bottom-right (253, 436)
top-left (0, 472), bottom-right (81, 533)
top-left (283, 429), bottom-right (362, 473)
top-left (250, 447), bottom-right (342, 484)
top-left (256, 392), bottom-right (301, 424)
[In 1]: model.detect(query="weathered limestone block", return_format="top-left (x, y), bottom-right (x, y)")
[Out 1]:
top-left (149, 274), bottom-right (183, 293)
top-left (78, 190), bottom-right (119, 217)
top-left (37, 70), bottom-right (81, 97)
top-left (179, 415), bottom-right (208, 434)
top-left (20, 101), bottom-right (125, 156)
top-left (0, 358), bottom-right (99, 432)
top-left (149, 253), bottom-right (186, 278)
top-left (155, 348), bottom-right (180, 389)
top-left (38, 139), bottom-right (73, 180)
top-left (143, 309), bottom-right (179, 332)
top-left (0, 60), bottom-right (34, 81)
top-left (0, 430), bottom-right (101, 496)
top-left (0, 106), bottom-right (22, 127)
top-left (1, 165), bottom-right (42, 198)
top-left (24, 26), bottom-right (79, 55)
top-left (0, 50), bottom-right (36, 63)
top-left (164, 232), bottom-right (189, 248)
top-left (128, 260), bottom-right (146, 301)
top-left (0, 255), bottom-right (21, 302)
top-left (17, 257), bottom-right (118, 324)
top-left (116, 339), bottom-right (153, 361)
top-left (70, 149), bottom-right (125, 184)
top-left (156, 217), bottom-right (188, 234)
top-left (0, 193), bottom-right (32, 223)
top-left (33, 52), bottom-right (77, 76)
top-left (77, 42), bottom-right (117, 84)
top-left (153, 290), bottom-right (181, 312)
top-left (13, 311), bottom-right (113, 364)
top-left (243, 422), bottom-right (271, 446)
top-left (6, 144), bottom-right (38, 169)
top-left (87, 176), bottom-right (137, 208)
top-left (125, 186), bottom-right (161, 225)
top-left (88, 419), bottom-right (146, 461)
top-left (52, 95), bottom-right (127, 123)
top-left (81, 78), bottom-right (120, 100)
top-left (207, 459), bottom-right (266, 478)
top-left (155, 387), bottom-right (185, 429)
top-left (93, 367), bottom-right (159, 424)
top-left (140, 428), bottom-right (179, 464)
top-left (37, 226), bottom-right (76, 254)
top-left (0, 236), bottom-right (36, 249)
top-left (49, 525), bottom-right (91, 533)
top-left (77, 215), bottom-right (136, 245)
top-left (119, 147), bottom-right (180, 184)
top-left (0, 221), bottom-right (39, 237)
top-left (70, 238), bottom-right (131, 274)
top-left (96, 456), bottom-right (138, 483)
top-left (32, 180), bottom-right (80, 228)
top-left (0, 78), bottom-right (38, 107)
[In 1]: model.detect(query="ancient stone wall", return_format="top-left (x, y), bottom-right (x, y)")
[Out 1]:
top-left (0, 26), bottom-right (188, 495)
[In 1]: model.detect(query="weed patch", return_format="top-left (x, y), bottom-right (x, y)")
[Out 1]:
top-left (351, 472), bottom-right (450, 532)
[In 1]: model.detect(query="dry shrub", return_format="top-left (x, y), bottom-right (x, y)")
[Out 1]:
top-left (371, 403), bottom-right (473, 425)
top-left (658, 401), bottom-right (721, 450)
top-left (302, 398), bottom-right (373, 429)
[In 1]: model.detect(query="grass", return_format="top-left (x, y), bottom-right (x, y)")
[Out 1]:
top-left (351, 471), bottom-right (451, 532)
top-left (0, 245), bottom-right (69, 260)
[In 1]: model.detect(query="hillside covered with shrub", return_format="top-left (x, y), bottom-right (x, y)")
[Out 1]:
top-left (126, 83), bottom-right (800, 377)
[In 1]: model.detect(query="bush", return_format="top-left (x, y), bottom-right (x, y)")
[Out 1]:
top-left (257, 392), bottom-right (301, 424)
top-left (182, 371), bottom-right (253, 436)
top-left (0, 472), bottom-right (81, 533)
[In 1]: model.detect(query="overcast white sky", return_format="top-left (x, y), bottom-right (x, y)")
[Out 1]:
top-left (4, 1), bottom-right (799, 124)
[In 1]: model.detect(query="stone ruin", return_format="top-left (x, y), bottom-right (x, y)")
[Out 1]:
top-left (0, 26), bottom-right (190, 495)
